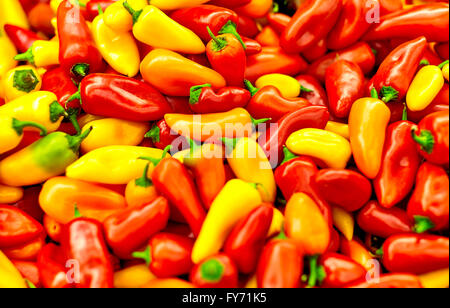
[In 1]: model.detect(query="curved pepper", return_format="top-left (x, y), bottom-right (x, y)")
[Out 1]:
top-left (340, 237), bottom-right (372, 271)
top-left (2, 65), bottom-right (42, 102)
top-left (318, 253), bottom-right (367, 288)
top-left (0, 205), bottom-right (43, 248)
top-left (407, 63), bottom-right (445, 111)
top-left (189, 84), bottom-right (251, 114)
top-left (267, 12), bottom-right (290, 34)
top-left (295, 75), bottom-right (329, 108)
top-left (39, 176), bottom-right (126, 224)
top-left (0, 250), bottom-right (27, 288)
top-left (145, 119), bottom-right (184, 151)
top-left (3, 24), bottom-right (40, 53)
top-left (125, 163), bottom-right (158, 208)
top-left (190, 253), bottom-right (238, 288)
top-left (41, 67), bottom-right (80, 110)
top-left (255, 26), bottom-right (280, 47)
top-left (103, 0), bottom-right (147, 32)
top-left (14, 40), bottom-right (60, 67)
top-left (192, 179), bottom-right (262, 263)
top-left (255, 74), bottom-right (300, 99)
top-left (2, 234), bottom-right (45, 261)
top-left (0, 116), bottom-right (47, 155)
top-left (0, 184), bottom-right (23, 204)
top-left (141, 49), bottom-right (226, 97)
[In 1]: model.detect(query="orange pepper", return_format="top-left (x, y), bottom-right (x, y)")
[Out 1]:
top-left (235, 0), bottom-right (273, 19)
top-left (2, 235), bottom-right (45, 261)
top-left (340, 237), bottom-right (373, 271)
top-left (255, 26), bottom-right (280, 47)
top-left (43, 214), bottom-right (63, 243)
top-left (141, 278), bottom-right (195, 288)
top-left (124, 163), bottom-right (159, 208)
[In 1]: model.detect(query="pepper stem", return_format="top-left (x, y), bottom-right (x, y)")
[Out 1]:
top-left (123, 0), bottom-right (143, 24)
top-left (207, 26), bottom-right (228, 52)
top-left (98, 4), bottom-right (104, 15)
top-left (420, 60), bottom-right (430, 66)
top-left (281, 146), bottom-right (298, 165)
top-left (300, 85), bottom-right (313, 93)
top-left (244, 79), bottom-right (259, 96)
top-left (438, 60), bottom-right (449, 69)
top-left (13, 47), bottom-right (35, 64)
top-left (402, 104), bottom-right (408, 121)
top-left (251, 116), bottom-right (271, 126)
top-left (139, 145), bottom-right (172, 166)
top-left (66, 126), bottom-right (93, 153)
top-left (67, 108), bottom-right (82, 135)
top-left (189, 84), bottom-right (211, 105)
top-left (71, 63), bottom-right (90, 78)
top-left (67, 84), bottom-right (82, 105)
top-left (274, 226), bottom-right (287, 240)
top-left (218, 21), bottom-right (246, 50)
top-left (200, 259), bottom-right (224, 282)
top-left (411, 128), bottom-right (435, 154)
top-left (132, 246), bottom-right (152, 266)
top-left (144, 125), bottom-right (160, 143)
top-left (380, 86), bottom-right (399, 103)
top-left (13, 69), bottom-right (40, 93)
top-left (413, 216), bottom-right (435, 234)
top-left (135, 163), bottom-right (153, 188)
top-left (221, 137), bottom-right (237, 154)
top-left (307, 255), bottom-right (326, 288)
top-left (12, 118), bottom-right (47, 137)
top-left (49, 101), bottom-right (68, 123)
top-left (74, 203), bottom-right (82, 218)
top-left (370, 88), bottom-right (379, 99)
top-left (187, 137), bottom-right (201, 156)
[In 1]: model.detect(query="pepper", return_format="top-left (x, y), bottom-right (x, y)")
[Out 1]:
top-left (141, 278), bottom-right (195, 288)
top-left (0, 0), bottom-right (30, 30)
top-left (0, 205), bottom-right (43, 248)
top-left (27, 2), bottom-right (55, 37)
top-left (237, 14), bottom-right (259, 38)
top-left (379, 234), bottom-right (449, 275)
top-left (2, 234), bottom-right (45, 261)
top-left (374, 121), bottom-right (421, 208)
top-left (62, 217), bottom-right (114, 288)
top-left (84, 0), bottom-right (117, 21)
top-left (39, 176), bottom-right (127, 224)
top-left (370, 37), bottom-right (428, 103)
top-left (314, 169), bottom-right (372, 212)
top-left (37, 243), bottom-right (72, 288)
top-left (57, 0), bottom-right (103, 78)
top-left (145, 120), bottom-right (184, 151)
top-left (267, 12), bottom-right (290, 34)
top-left (245, 47), bottom-right (308, 83)
top-left (363, 3), bottom-right (449, 42)
top-left (411, 110), bottom-right (449, 165)
top-left (325, 121), bottom-right (350, 140)
top-left (315, 253), bottom-right (367, 288)
top-left (41, 67), bottom-right (80, 110)
top-left (3, 24), bottom-right (40, 53)
top-left (0, 184), bottom-right (23, 204)
top-left (235, 0), bottom-right (273, 19)
top-left (286, 128), bottom-right (352, 170)
top-left (245, 80), bottom-right (311, 122)
top-left (2, 65), bottom-right (42, 102)
top-left (255, 74), bottom-right (301, 99)
top-left (242, 36), bottom-right (262, 55)
top-left (104, 196), bottom-right (170, 258)
top-left (13, 40), bottom-right (60, 67)
top-left (190, 253), bottom-right (238, 288)
top-left (141, 49), bottom-right (226, 97)
top-left (347, 274), bottom-right (423, 288)
top-left (280, 0), bottom-right (342, 53)
top-left (192, 179), bottom-right (261, 263)
top-left (113, 264), bottom-right (155, 288)
top-left (91, 9), bottom-right (140, 78)
top-left (419, 268), bottom-right (450, 289)
top-left (295, 75), bottom-right (329, 108)
top-left (407, 162), bottom-right (449, 233)
top-left (348, 94), bottom-right (391, 179)
top-left (259, 106), bottom-right (329, 167)
top-left (12, 260), bottom-right (41, 288)
top-left (125, 163), bottom-right (158, 208)
top-left (43, 214), bottom-right (63, 243)
top-left (223, 204), bottom-right (273, 274)
top-left (103, 0), bottom-right (146, 32)
top-left (189, 84), bottom-right (251, 114)
top-left (123, 2), bottom-right (205, 55)
top-left (0, 116), bottom-right (47, 155)
top-left (0, 32), bottom-right (18, 80)
top-left (255, 26), bottom-right (280, 47)
top-left (210, 0), bottom-right (252, 8)
top-left (0, 250), bottom-right (27, 288)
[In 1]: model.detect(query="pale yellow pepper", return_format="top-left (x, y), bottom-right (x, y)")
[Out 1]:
top-left (0, 184), bottom-right (24, 204)
top-left (325, 121), bottom-right (350, 140)
top-left (2, 66), bottom-right (42, 102)
top-left (286, 128), bottom-right (352, 169)
top-left (255, 74), bottom-right (301, 98)
top-left (0, 250), bottom-right (27, 288)
top-left (442, 62), bottom-right (449, 82)
top-left (332, 206), bottom-right (354, 241)
top-left (104, 0), bottom-right (149, 32)
top-left (114, 264), bottom-right (156, 288)
top-left (267, 207), bottom-right (284, 238)
top-left (419, 268), bottom-right (449, 289)
top-left (406, 65), bottom-right (445, 111)
top-left (14, 40), bottom-right (60, 67)
top-left (0, 33), bottom-right (18, 81)
top-left (0, 0), bottom-right (30, 30)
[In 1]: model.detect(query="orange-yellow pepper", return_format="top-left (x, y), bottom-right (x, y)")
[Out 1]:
top-left (332, 206), bottom-right (354, 241)
top-left (235, 0), bottom-right (273, 19)
top-left (124, 163), bottom-right (158, 208)
top-left (114, 264), bottom-right (156, 288)
top-left (0, 250), bottom-right (27, 288)
top-left (141, 278), bottom-right (195, 288)
top-left (0, 184), bottom-right (23, 204)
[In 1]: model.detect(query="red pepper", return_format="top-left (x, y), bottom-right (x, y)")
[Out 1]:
top-left (256, 233), bottom-right (304, 288)
top-left (62, 218), bottom-right (114, 288)
top-left (244, 80), bottom-right (311, 122)
top-left (267, 12), bottom-right (291, 34)
top-left (145, 120), bottom-right (185, 151)
top-left (210, 0), bottom-right (251, 8)
top-left (307, 42), bottom-right (376, 83)
top-left (2, 234), bottom-right (45, 261)
top-left (422, 44), bottom-right (446, 66)
top-left (314, 169), bottom-right (372, 212)
top-left (3, 24), bottom-right (41, 53)
top-left (241, 36), bottom-right (261, 56)
top-left (165, 96), bottom-right (192, 114)
top-left (37, 243), bottom-right (72, 288)
top-left (190, 254), bottom-right (238, 288)
top-left (245, 47), bottom-right (308, 83)
top-left (223, 204), bottom-right (273, 274)
top-left (363, 3), bottom-right (450, 43)
top-left (369, 40), bottom-right (395, 67)
top-left (70, 73), bottom-right (172, 122)
top-left (407, 162), bottom-right (449, 233)
top-left (408, 84), bottom-right (449, 123)
top-left (103, 197), bottom-right (170, 259)
top-left (41, 67), bottom-right (80, 110)
top-left (84, 0), bottom-right (116, 21)
top-left (255, 26), bottom-right (280, 47)
top-left (318, 253), bottom-right (366, 288)
top-left (379, 234), bottom-right (449, 275)
top-left (347, 274), bottom-right (423, 288)
top-left (325, 59), bottom-right (365, 118)
top-left (295, 75), bottom-right (329, 108)
top-left (189, 84), bottom-right (250, 115)
top-left (57, 0), bottom-right (103, 78)
top-left (370, 36), bottom-right (428, 103)
top-left (378, 0), bottom-right (403, 15)
top-left (435, 42), bottom-right (449, 60)
top-left (357, 201), bottom-right (413, 238)
top-left (281, 0), bottom-right (342, 53)
top-left (206, 27), bottom-right (246, 87)
top-left (236, 14), bottom-right (259, 38)
top-left (151, 158), bottom-right (206, 237)
top-left (302, 38), bottom-right (328, 63)
top-left (411, 110), bottom-right (449, 166)
top-left (259, 106), bottom-right (329, 167)
top-left (12, 260), bottom-right (41, 288)
top-left (327, 228), bottom-right (341, 253)
top-left (0, 205), bottom-right (44, 248)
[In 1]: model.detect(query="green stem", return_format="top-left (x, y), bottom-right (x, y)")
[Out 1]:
top-left (139, 145), bottom-right (172, 166)
top-left (13, 69), bottom-right (39, 93)
top-left (370, 88), bottom-right (379, 99)
top-left (12, 118), bottom-right (47, 136)
top-left (207, 26), bottom-right (227, 52)
top-left (281, 146), bottom-right (298, 165)
top-left (49, 101), bottom-right (68, 123)
top-left (71, 63), bottom-right (90, 78)
top-left (438, 60), bottom-right (449, 69)
top-left (135, 163), bottom-right (153, 188)
top-left (221, 137), bottom-right (237, 153)
top-left (413, 216), bottom-right (435, 234)
top-left (66, 126), bottom-right (93, 153)
top-left (74, 203), bottom-right (82, 218)
top-left (123, 0), bottom-right (143, 24)
top-left (67, 108), bottom-right (82, 135)
top-left (419, 59), bottom-right (430, 66)
top-left (300, 85), bottom-right (313, 93)
top-left (411, 128), bottom-right (435, 154)
top-left (14, 47), bottom-right (35, 64)
top-left (200, 259), bottom-right (224, 282)
top-left (251, 116), bottom-right (271, 126)
top-left (218, 21), bottom-right (246, 50)
top-left (402, 104), bottom-right (408, 121)
top-left (244, 79), bottom-right (259, 96)
top-left (144, 125), bottom-right (160, 143)
top-left (132, 246), bottom-right (152, 266)
top-left (380, 86), bottom-right (399, 103)
top-left (307, 255), bottom-right (326, 288)
top-left (189, 84), bottom-right (211, 105)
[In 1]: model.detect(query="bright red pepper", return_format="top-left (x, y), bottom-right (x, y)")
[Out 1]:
top-left (380, 234), bottom-right (449, 275)
top-left (3, 24), bottom-right (41, 53)
top-left (378, 0), bottom-right (403, 15)
top-left (84, 0), bottom-right (116, 21)
top-left (37, 243), bottom-right (72, 288)
top-left (411, 110), bottom-right (449, 166)
top-left (41, 67), bottom-right (80, 110)
top-left (210, 0), bottom-right (252, 8)
top-left (236, 14), bottom-right (259, 38)
top-left (57, 0), bottom-right (103, 78)
top-left (145, 120), bottom-right (185, 151)
top-left (223, 204), bottom-right (273, 274)
top-left (314, 169), bottom-right (372, 212)
top-left (435, 42), bottom-right (449, 60)
top-left (281, 0), bottom-right (342, 53)
top-left (357, 201), bottom-right (413, 238)
top-left (189, 85), bottom-right (251, 114)
top-left (302, 38), bottom-right (328, 63)
top-left (325, 59), bottom-right (365, 118)
top-left (255, 26), bottom-right (280, 47)
top-left (318, 253), bottom-right (367, 288)
top-left (12, 260), bottom-right (41, 288)
top-left (242, 36), bottom-right (262, 55)
top-left (347, 274), bottom-right (423, 288)
top-left (103, 197), bottom-right (170, 259)
top-left (295, 75), bottom-right (329, 108)
top-left (267, 12), bottom-right (290, 34)
top-left (408, 84), bottom-right (449, 123)
top-left (2, 234), bottom-right (45, 261)
top-left (190, 254), bottom-right (238, 288)
top-left (165, 96), bottom-right (192, 114)
top-left (62, 218), bottom-right (114, 288)
top-left (327, 228), bottom-right (341, 253)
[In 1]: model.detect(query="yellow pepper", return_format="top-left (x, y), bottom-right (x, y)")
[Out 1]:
top-left (91, 12), bottom-right (140, 77)
top-left (286, 128), bottom-right (352, 169)
top-left (78, 114), bottom-right (104, 127)
top-left (349, 95), bottom-right (391, 179)
top-left (150, 0), bottom-right (209, 10)
top-left (80, 118), bottom-right (149, 153)
top-left (419, 268), bottom-right (449, 289)
top-left (223, 137), bottom-right (277, 203)
top-left (255, 74), bottom-right (301, 98)
top-left (0, 91), bottom-right (65, 133)
top-left (406, 64), bottom-right (445, 112)
top-left (0, 0), bottom-right (30, 30)
top-left (2, 66), bottom-right (42, 102)
top-left (267, 207), bottom-right (284, 238)
top-left (325, 121), bottom-right (350, 140)
top-left (66, 146), bottom-right (170, 184)
top-left (332, 206), bottom-right (354, 241)
top-left (0, 250), bottom-right (27, 288)
top-left (442, 62), bottom-right (449, 81)
top-left (0, 184), bottom-right (23, 204)
top-left (192, 179), bottom-right (262, 263)
top-left (141, 278), bottom-right (195, 288)
top-left (14, 40), bottom-right (60, 68)
top-left (114, 264), bottom-right (156, 288)
top-left (0, 32), bottom-right (18, 81)
top-left (124, 3), bottom-right (205, 54)
top-left (104, 0), bottom-right (148, 33)
top-left (0, 115), bottom-right (47, 155)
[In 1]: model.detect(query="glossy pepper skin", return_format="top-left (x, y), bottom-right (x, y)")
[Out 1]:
top-left (412, 110), bottom-right (449, 165)
top-left (319, 253), bottom-right (367, 288)
top-left (189, 85), bottom-right (250, 114)
top-left (325, 60), bottom-right (365, 119)
top-left (62, 218), bottom-right (114, 288)
top-left (314, 169), bottom-right (372, 212)
top-left (37, 243), bottom-right (72, 288)
top-left (190, 254), bottom-right (238, 288)
top-left (380, 234), bottom-right (449, 275)
top-left (0, 116), bottom-right (47, 155)
top-left (407, 64), bottom-right (445, 112)
top-left (374, 121), bottom-right (421, 208)
top-left (295, 75), bottom-right (329, 108)
top-left (3, 24), bottom-right (40, 53)
top-left (41, 68), bottom-right (80, 110)
top-left (223, 204), bottom-right (273, 274)
top-left (281, 0), bottom-right (342, 53)
top-left (347, 274), bottom-right (422, 288)
top-left (145, 120), bottom-right (183, 151)
top-left (57, 0), bottom-right (103, 78)
top-left (104, 197), bottom-right (170, 259)
top-left (0, 250), bottom-right (27, 288)
top-left (407, 162), bottom-right (449, 232)
top-left (84, 0), bottom-right (117, 21)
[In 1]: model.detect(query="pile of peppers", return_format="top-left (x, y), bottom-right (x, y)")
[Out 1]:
top-left (0, 0), bottom-right (449, 289)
